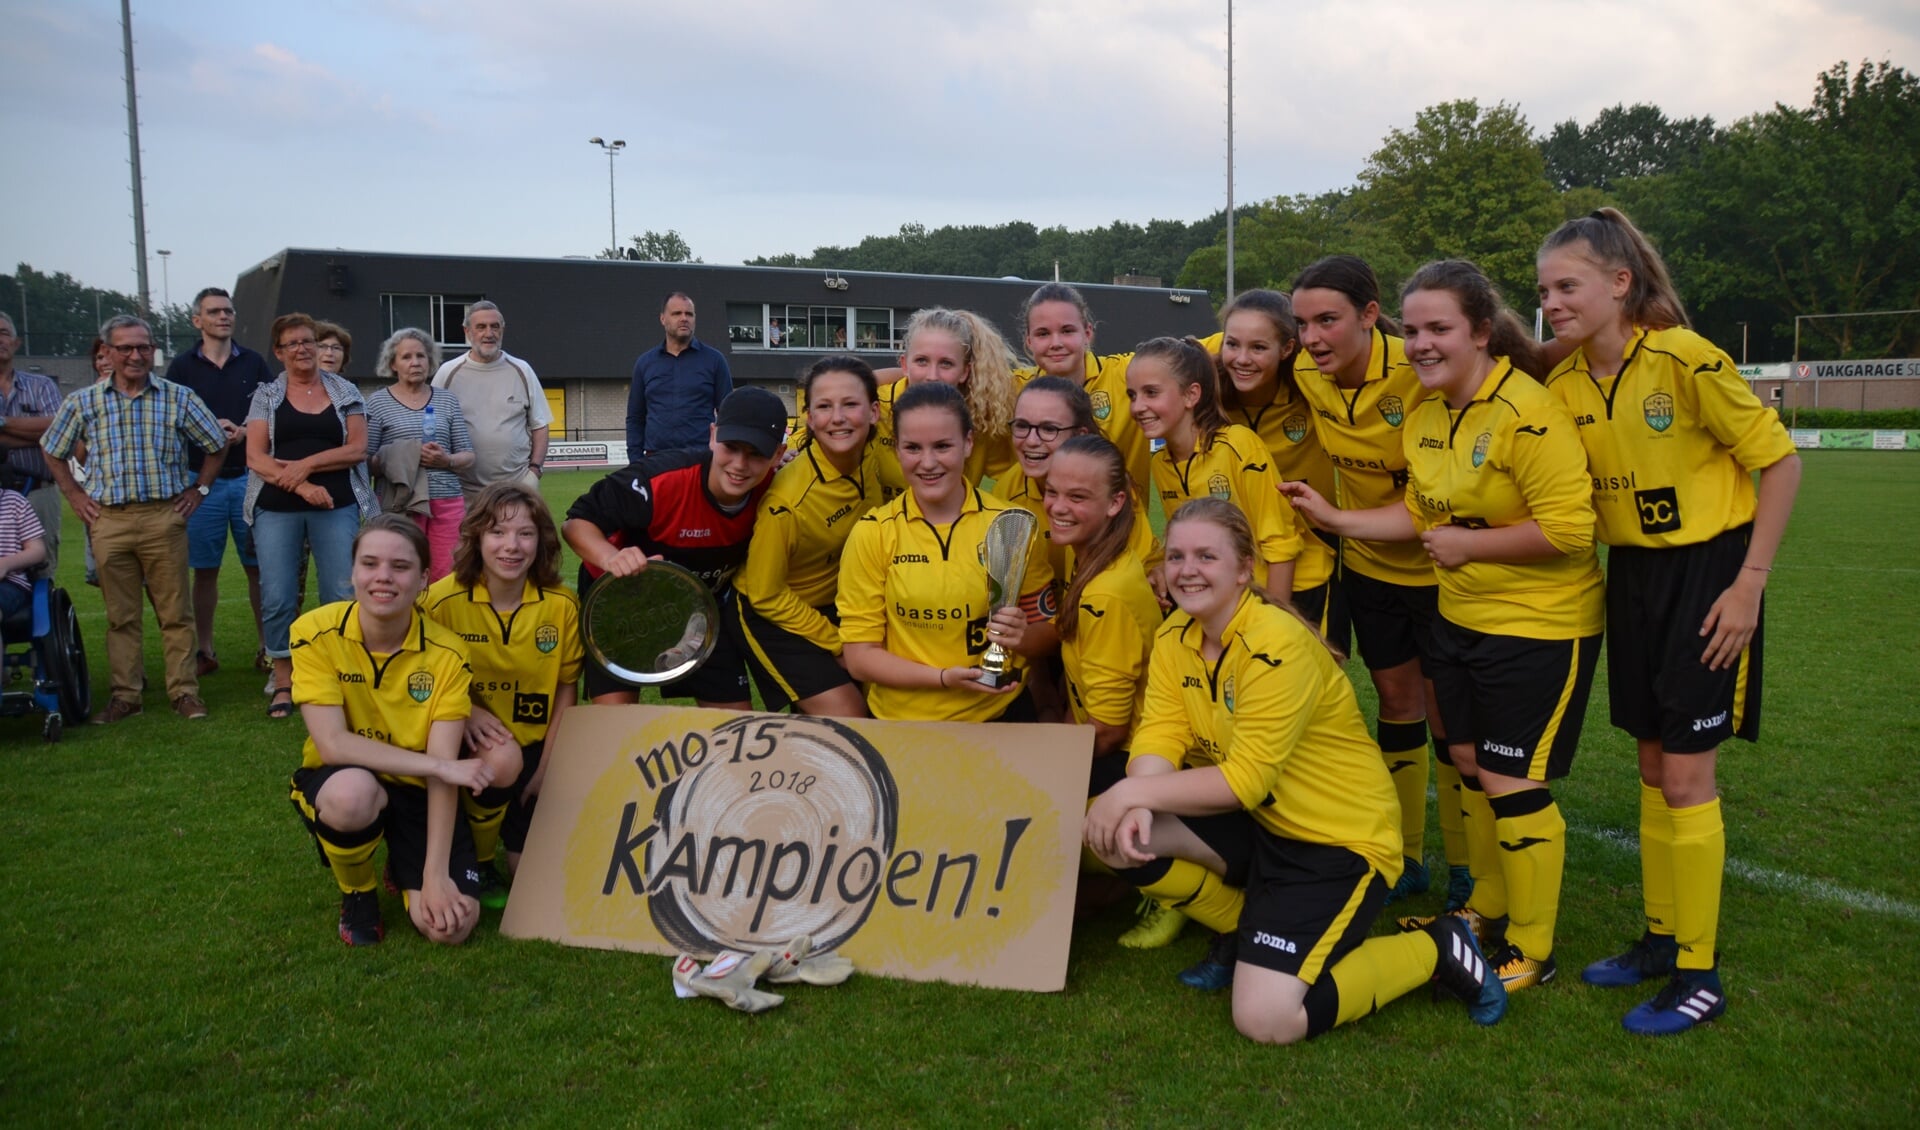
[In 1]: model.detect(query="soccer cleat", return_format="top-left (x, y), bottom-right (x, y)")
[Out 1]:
top-left (382, 863), bottom-right (400, 896)
top-left (672, 950), bottom-right (785, 1013)
top-left (1582, 931), bottom-right (1680, 988)
top-left (1397, 905), bottom-right (1507, 948)
top-left (765, 935), bottom-right (854, 986)
top-left (338, 890), bottom-right (385, 946)
top-left (1488, 942), bottom-right (1558, 991)
top-left (1426, 915), bottom-right (1506, 1025)
top-left (1622, 965), bottom-right (1726, 1036)
top-left (1177, 931), bottom-right (1237, 992)
top-left (475, 865), bottom-right (510, 911)
top-left (1444, 865), bottom-right (1474, 913)
top-left (1383, 856), bottom-right (1431, 906)
top-left (1118, 898), bottom-right (1188, 950)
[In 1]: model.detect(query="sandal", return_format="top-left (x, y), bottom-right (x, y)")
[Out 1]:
top-left (267, 686), bottom-right (296, 719)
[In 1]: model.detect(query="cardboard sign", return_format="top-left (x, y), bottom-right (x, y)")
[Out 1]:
top-left (501, 705), bottom-right (1094, 992)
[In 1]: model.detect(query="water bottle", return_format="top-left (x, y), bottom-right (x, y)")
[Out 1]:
top-left (422, 399), bottom-right (439, 448)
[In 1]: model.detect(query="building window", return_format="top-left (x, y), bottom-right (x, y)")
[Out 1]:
top-left (379, 293), bottom-right (485, 349)
top-left (728, 304), bottom-right (906, 351)
top-left (726, 303), bottom-right (764, 347)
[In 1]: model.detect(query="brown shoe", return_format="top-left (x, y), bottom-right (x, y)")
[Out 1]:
top-left (171, 694), bottom-right (210, 720)
top-left (195, 651), bottom-right (220, 677)
top-left (94, 698), bottom-right (143, 725)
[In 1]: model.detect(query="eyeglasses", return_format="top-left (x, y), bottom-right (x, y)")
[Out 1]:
top-left (314, 342), bottom-right (344, 353)
top-left (109, 343), bottom-right (156, 356)
top-left (1011, 420), bottom-right (1073, 442)
top-left (277, 337), bottom-right (317, 350)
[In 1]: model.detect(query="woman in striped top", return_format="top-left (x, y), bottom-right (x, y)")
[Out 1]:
top-left (365, 328), bottom-right (475, 581)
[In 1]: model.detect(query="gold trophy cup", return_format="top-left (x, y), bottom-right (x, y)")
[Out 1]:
top-left (976, 508), bottom-right (1036, 689)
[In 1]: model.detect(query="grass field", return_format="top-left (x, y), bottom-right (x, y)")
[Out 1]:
top-left (3, 452), bottom-right (1916, 1127)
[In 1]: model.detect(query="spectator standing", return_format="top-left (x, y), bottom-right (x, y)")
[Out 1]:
top-left (0, 312), bottom-right (64, 576)
top-left (431, 301), bottom-right (550, 498)
top-left (40, 315), bottom-right (227, 723)
top-left (366, 328), bottom-right (474, 580)
top-left (627, 292), bottom-right (733, 456)
top-left (165, 287), bottom-right (275, 676)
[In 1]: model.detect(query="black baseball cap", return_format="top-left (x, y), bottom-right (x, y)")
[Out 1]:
top-left (714, 387), bottom-right (789, 457)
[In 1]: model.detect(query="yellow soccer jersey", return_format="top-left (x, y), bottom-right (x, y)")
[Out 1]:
top-left (991, 464), bottom-right (1158, 585)
top-left (837, 486), bottom-right (1055, 722)
top-left (1293, 329), bottom-right (1437, 587)
top-left (422, 574), bottom-right (584, 747)
top-left (1061, 551), bottom-right (1164, 729)
top-left (1131, 593), bottom-right (1401, 878)
top-left (1401, 361), bottom-right (1603, 639)
top-left (1016, 351), bottom-right (1150, 493)
top-left (291, 601), bottom-right (473, 787)
top-left (1224, 380), bottom-right (1339, 501)
top-left (1149, 423), bottom-right (1322, 587)
top-left (735, 442), bottom-right (885, 653)
top-left (1547, 326), bottom-right (1796, 549)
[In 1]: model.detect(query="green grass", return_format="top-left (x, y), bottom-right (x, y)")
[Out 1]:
top-left (3, 454), bottom-right (1917, 1127)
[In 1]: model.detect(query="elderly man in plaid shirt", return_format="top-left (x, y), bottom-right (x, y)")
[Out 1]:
top-left (41, 315), bottom-right (228, 723)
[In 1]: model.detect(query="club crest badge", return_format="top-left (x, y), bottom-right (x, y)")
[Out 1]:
top-left (535, 624), bottom-right (560, 654)
top-left (1207, 473), bottom-right (1232, 501)
top-left (1090, 390), bottom-right (1112, 421)
top-left (1283, 414), bottom-right (1309, 444)
top-left (1472, 432), bottom-right (1492, 468)
top-left (1223, 675), bottom-right (1236, 714)
top-left (1379, 396), bottom-right (1405, 427)
top-left (407, 670), bottom-right (434, 703)
top-left (1644, 391), bottom-right (1674, 433)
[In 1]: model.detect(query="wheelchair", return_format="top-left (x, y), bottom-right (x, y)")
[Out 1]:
top-left (1, 577), bottom-right (92, 741)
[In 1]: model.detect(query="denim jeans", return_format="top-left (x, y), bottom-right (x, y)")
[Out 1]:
top-left (254, 505), bottom-right (359, 658)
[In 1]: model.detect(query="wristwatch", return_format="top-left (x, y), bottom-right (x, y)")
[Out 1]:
top-left (195, 484), bottom-right (211, 497)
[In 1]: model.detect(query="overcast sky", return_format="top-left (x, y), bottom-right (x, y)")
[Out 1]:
top-left (6, 0), bottom-right (1917, 308)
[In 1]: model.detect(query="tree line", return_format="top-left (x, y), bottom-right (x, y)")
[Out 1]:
top-left (750, 61), bottom-right (1918, 362)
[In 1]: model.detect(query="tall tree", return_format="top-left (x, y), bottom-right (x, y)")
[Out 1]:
top-left (1628, 61), bottom-right (1920, 358)
top-left (0, 263), bottom-right (189, 357)
top-left (1355, 99), bottom-right (1562, 308)
top-left (1540, 103), bottom-right (1718, 192)
top-left (608, 230), bottom-right (699, 263)
top-left (1177, 191), bottom-right (1415, 302)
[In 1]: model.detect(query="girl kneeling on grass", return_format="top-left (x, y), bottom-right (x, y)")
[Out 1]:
top-left (1083, 498), bottom-right (1506, 1042)
top-left (1538, 208), bottom-right (1800, 1035)
top-left (288, 514), bottom-right (500, 947)
top-left (1285, 259), bottom-right (1603, 1000)
top-left (423, 482), bottom-right (582, 907)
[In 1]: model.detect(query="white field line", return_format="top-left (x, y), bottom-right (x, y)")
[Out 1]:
top-left (1574, 823), bottom-right (1920, 924)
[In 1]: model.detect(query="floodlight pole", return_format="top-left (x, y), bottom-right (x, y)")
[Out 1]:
top-left (589, 137), bottom-right (627, 258)
top-left (122, 0), bottom-right (150, 316)
top-left (1224, 0), bottom-right (1235, 300)
top-left (157, 249), bottom-right (171, 352)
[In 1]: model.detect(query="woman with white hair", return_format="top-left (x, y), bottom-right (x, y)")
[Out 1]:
top-left (365, 327), bottom-right (475, 580)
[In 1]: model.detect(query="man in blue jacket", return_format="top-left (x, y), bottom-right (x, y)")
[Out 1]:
top-left (627, 292), bottom-right (733, 456)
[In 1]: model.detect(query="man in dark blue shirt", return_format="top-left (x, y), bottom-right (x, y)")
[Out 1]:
top-left (626, 292), bottom-right (733, 456)
top-left (163, 286), bottom-right (274, 676)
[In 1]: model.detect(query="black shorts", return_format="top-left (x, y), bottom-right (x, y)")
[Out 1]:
top-left (1236, 832), bottom-right (1387, 982)
top-left (1340, 566), bottom-right (1437, 672)
top-left (290, 766), bottom-right (482, 895)
top-left (1171, 808), bottom-right (1259, 889)
top-left (730, 597), bottom-right (855, 713)
top-left (500, 740), bottom-right (545, 855)
top-left (1607, 524), bottom-right (1763, 753)
top-left (985, 685), bottom-right (1039, 724)
top-left (1304, 533), bottom-right (1355, 656)
top-left (1426, 619), bottom-right (1600, 782)
top-left (583, 593), bottom-right (753, 704)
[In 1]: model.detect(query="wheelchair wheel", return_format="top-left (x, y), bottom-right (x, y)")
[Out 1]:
top-left (46, 589), bottom-right (91, 724)
top-left (43, 712), bottom-right (62, 743)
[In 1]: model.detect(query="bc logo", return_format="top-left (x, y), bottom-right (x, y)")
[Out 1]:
top-left (1635, 486), bottom-right (1682, 534)
top-left (1644, 391), bottom-right (1674, 433)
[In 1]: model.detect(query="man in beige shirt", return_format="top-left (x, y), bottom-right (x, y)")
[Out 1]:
top-left (430, 301), bottom-right (551, 497)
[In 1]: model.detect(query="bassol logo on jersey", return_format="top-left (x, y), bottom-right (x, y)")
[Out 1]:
top-left (1379, 396), bottom-right (1405, 427)
top-left (1472, 431), bottom-right (1492, 468)
top-left (535, 624), bottom-right (559, 654)
top-left (1644, 391), bottom-right (1675, 433)
top-left (1208, 473), bottom-right (1232, 500)
top-left (1089, 390), bottom-right (1113, 421)
top-left (1283, 414), bottom-right (1308, 443)
top-left (407, 670), bottom-right (434, 703)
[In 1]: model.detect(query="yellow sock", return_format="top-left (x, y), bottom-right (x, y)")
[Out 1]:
top-left (319, 831), bottom-right (381, 894)
top-left (1377, 719), bottom-right (1429, 862)
top-left (1137, 858), bottom-right (1245, 935)
top-left (1460, 780), bottom-right (1507, 920)
top-left (1491, 792), bottom-right (1566, 960)
top-left (1435, 758), bottom-right (1469, 869)
top-left (463, 789), bottom-right (511, 866)
top-left (1640, 781), bottom-right (1676, 937)
top-left (1328, 931), bottom-right (1437, 1027)
top-left (1669, 797), bottom-right (1725, 971)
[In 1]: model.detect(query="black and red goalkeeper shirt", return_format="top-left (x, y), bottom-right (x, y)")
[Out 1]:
top-left (566, 450), bottom-right (767, 594)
